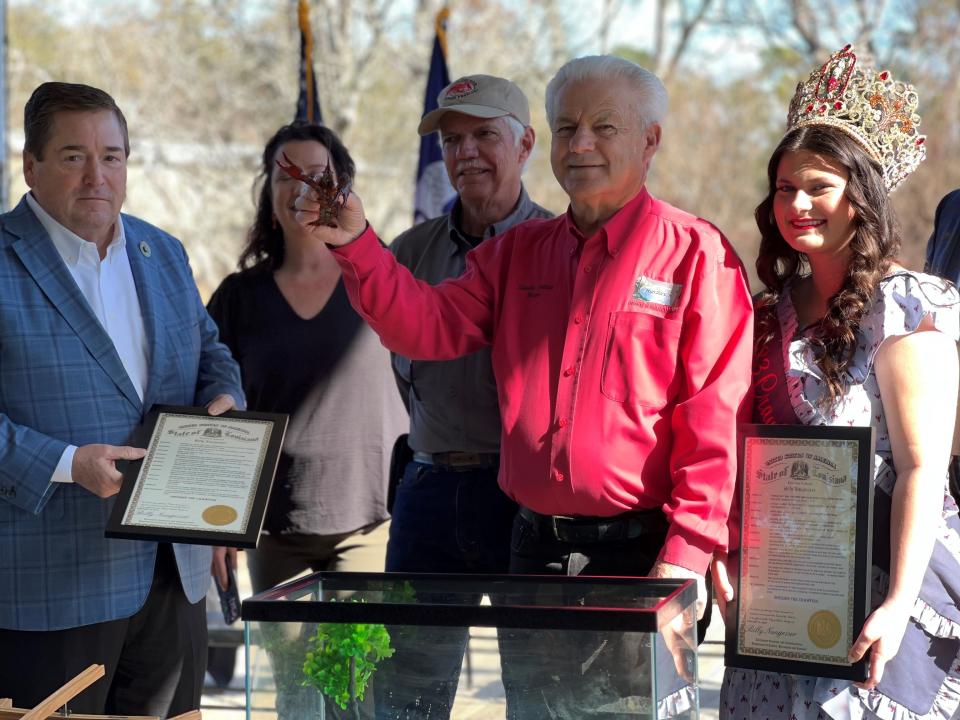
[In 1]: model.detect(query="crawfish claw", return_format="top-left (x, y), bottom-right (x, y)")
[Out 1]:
top-left (276, 153), bottom-right (350, 229)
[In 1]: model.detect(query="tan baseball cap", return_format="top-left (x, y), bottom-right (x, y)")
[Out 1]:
top-left (418, 74), bottom-right (531, 135)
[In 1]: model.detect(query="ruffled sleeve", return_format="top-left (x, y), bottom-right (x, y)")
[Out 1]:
top-left (845, 271), bottom-right (960, 384)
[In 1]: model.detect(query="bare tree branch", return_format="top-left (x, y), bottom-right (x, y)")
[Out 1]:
top-left (665, 0), bottom-right (714, 80)
top-left (654, 0), bottom-right (667, 70)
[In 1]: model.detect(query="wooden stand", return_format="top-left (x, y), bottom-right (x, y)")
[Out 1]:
top-left (0, 665), bottom-right (202, 720)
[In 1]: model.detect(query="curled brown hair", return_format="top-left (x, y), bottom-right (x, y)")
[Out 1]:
top-left (754, 125), bottom-right (901, 408)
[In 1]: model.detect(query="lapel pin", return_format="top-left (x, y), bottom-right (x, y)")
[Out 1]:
top-left (139, 241), bottom-right (151, 258)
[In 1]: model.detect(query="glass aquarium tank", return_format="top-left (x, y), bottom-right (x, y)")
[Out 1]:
top-left (242, 572), bottom-right (699, 719)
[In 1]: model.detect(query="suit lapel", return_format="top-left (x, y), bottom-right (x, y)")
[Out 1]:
top-left (125, 225), bottom-right (166, 412)
top-left (6, 199), bottom-right (142, 411)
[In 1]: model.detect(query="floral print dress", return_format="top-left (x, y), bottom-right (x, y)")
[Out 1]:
top-left (721, 272), bottom-right (960, 720)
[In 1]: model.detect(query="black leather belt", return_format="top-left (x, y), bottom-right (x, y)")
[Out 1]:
top-left (519, 505), bottom-right (668, 544)
top-left (413, 451), bottom-right (500, 469)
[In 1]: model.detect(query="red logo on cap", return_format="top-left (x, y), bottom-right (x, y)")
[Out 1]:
top-left (444, 79), bottom-right (478, 100)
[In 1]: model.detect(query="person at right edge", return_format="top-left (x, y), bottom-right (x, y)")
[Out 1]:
top-left (294, 54), bottom-right (754, 718)
top-left (715, 45), bottom-right (960, 719)
top-left (925, 189), bottom-right (960, 503)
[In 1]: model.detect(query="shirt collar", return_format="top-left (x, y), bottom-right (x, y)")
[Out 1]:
top-left (445, 185), bottom-right (536, 256)
top-left (25, 192), bottom-right (125, 266)
top-left (562, 187), bottom-right (651, 257)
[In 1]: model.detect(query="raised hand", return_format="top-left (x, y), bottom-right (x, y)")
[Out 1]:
top-left (280, 155), bottom-right (368, 246)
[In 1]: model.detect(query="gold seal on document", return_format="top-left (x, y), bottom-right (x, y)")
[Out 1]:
top-left (202, 505), bottom-right (238, 527)
top-left (808, 610), bottom-right (842, 649)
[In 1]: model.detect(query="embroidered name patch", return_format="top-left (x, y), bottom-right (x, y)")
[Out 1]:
top-left (632, 276), bottom-right (682, 307)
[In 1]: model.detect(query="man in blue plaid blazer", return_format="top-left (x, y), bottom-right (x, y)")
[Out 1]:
top-left (0, 83), bottom-right (243, 716)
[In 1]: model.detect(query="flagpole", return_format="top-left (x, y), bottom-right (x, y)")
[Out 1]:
top-left (295, 0), bottom-right (322, 124)
top-left (436, 6), bottom-right (449, 59)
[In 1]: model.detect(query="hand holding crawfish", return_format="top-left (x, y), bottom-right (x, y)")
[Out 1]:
top-left (276, 152), bottom-right (352, 228)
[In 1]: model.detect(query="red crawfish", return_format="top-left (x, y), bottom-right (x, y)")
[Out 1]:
top-left (275, 152), bottom-right (352, 228)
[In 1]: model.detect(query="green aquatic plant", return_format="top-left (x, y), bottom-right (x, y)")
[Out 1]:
top-left (302, 619), bottom-right (395, 716)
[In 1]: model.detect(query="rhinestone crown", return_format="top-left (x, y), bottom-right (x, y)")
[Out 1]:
top-left (786, 44), bottom-right (925, 192)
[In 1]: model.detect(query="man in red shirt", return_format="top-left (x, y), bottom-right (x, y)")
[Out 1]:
top-left (297, 54), bottom-right (753, 713)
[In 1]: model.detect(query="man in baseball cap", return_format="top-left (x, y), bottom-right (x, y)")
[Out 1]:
top-left (378, 74), bottom-right (551, 718)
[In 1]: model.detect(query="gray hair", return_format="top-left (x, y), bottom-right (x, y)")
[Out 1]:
top-left (545, 55), bottom-right (668, 130)
top-left (501, 116), bottom-right (526, 147)
top-left (502, 116), bottom-right (533, 173)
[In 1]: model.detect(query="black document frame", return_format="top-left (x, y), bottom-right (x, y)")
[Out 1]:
top-left (105, 404), bottom-right (287, 548)
top-left (724, 423), bottom-right (875, 681)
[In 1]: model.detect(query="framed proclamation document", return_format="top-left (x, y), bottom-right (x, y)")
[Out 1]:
top-left (106, 405), bottom-right (288, 548)
top-left (724, 423), bottom-right (874, 681)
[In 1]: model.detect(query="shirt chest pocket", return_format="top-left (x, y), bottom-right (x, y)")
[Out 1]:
top-left (601, 311), bottom-right (682, 408)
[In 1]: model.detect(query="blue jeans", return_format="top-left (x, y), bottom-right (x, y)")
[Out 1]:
top-left (375, 460), bottom-right (517, 719)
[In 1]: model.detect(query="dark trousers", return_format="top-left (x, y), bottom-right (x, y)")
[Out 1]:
top-left (0, 544), bottom-right (205, 718)
top-left (499, 510), bottom-right (706, 719)
top-left (246, 523), bottom-right (390, 593)
top-left (376, 460), bottom-right (517, 719)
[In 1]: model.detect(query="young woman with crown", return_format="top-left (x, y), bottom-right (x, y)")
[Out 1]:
top-left (715, 45), bottom-right (960, 719)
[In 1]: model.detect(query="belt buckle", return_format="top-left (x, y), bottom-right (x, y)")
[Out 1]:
top-left (549, 515), bottom-right (563, 541)
top-left (598, 519), bottom-right (623, 541)
top-left (556, 516), bottom-right (628, 543)
top-left (447, 452), bottom-right (481, 467)
top-left (552, 516), bottom-right (598, 543)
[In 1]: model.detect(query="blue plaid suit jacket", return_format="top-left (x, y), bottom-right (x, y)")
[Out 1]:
top-left (0, 196), bottom-right (243, 631)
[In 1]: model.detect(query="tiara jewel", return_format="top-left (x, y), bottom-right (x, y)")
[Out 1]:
top-left (786, 44), bottom-right (925, 192)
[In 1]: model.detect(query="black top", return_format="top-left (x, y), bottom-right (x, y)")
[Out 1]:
top-left (207, 267), bottom-right (407, 535)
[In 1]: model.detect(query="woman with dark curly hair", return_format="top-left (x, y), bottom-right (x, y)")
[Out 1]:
top-left (206, 123), bottom-right (406, 716)
top-left (717, 46), bottom-right (960, 719)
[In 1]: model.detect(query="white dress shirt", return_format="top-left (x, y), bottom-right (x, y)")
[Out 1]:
top-left (25, 193), bottom-right (150, 484)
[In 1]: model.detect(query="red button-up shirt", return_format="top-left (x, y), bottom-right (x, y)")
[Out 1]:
top-left (333, 188), bottom-right (753, 573)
